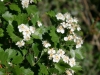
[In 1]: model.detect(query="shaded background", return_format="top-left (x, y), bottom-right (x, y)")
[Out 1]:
top-left (37, 0), bottom-right (100, 75)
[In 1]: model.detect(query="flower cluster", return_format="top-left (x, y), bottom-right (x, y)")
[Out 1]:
top-left (16, 20), bottom-right (42, 47)
top-left (41, 12), bottom-right (83, 75)
top-left (56, 12), bottom-right (83, 48)
top-left (21, 0), bottom-right (34, 8)
top-left (47, 48), bottom-right (76, 67)
top-left (16, 24), bottom-right (35, 47)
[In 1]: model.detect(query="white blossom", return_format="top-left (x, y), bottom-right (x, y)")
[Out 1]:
top-left (42, 41), bottom-right (51, 48)
top-left (64, 35), bottom-right (73, 41)
top-left (66, 70), bottom-right (72, 75)
top-left (23, 35), bottom-right (31, 41)
top-left (56, 13), bottom-right (65, 21)
top-left (57, 49), bottom-right (65, 57)
top-left (29, 0), bottom-right (33, 3)
top-left (1, 0), bottom-right (3, 1)
top-left (22, 28), bottom-right (31, 36)
top-left (29, 26), bottom-right (35, 34)
top-left (52, 54), bottom-right (60, 63)
top-left (66, 69), bottom-right (74, 75)
top-left (61, 55), bottom-right (69, 63)
top-left (16, 40), bottom-right (25, 47)
top-left (21, 0), bottom-right (29, 8)
top-left (48, 48), bottom-right (56, 54)
top-left (60, 22), bottom-right (67, 28)
top-left (37, 21), bottom-right (42, 27)
top-left (72, 17), bottom-right (78, 23)
top-left (69, 57), bottom-right (76, 67)
top-left (57, 25), bottom-right (65, 34)
top-left (18, 24), bottom-right (28, 32)
top-left (64, 12), bottom-right (71, 19)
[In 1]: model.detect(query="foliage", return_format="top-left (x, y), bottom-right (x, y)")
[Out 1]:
top-left (0, 0), bottom-right (84, 75)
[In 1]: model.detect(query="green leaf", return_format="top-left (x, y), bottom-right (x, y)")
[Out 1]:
top-left (26, 5), bottom-right (38, 14)
top-left (38, 63), bottom-right (48, 75)
top-left (26, 53), bottom-right (35, 66)
top-left (31, 13), bottom-right (39, 25)
top-left (13, 66), bottom-right (34, 75)
top-left (75, 49), bottom-right (84, 59)
top-left (49, 26), bottom-right (59, 46)
top-left (55, 63), bottom-right (65, 73)
top-left (9, 3), bottom-right (21, 12)
top-left (0, 50), bottom-right (8, 65)
top-left (21, 67), bottom-right (34, 75)
top-left (0, 2), bottom-right (7, 14)
top-left (32, 43), bottom-right (39, 57)
top-left (6, 25), bottom-right (21, 42)
top-left (12, 52), bottom-right (23, 64)
top-left (5, 49), bottom-right (17, 60)
top-left (70, 49), bottom-right (75, 57)
top-left (47, 11), bottom-right (56, 17)
top-left (0, 28), bottom-right (4, 37)
top-left (71, 66), bottom-right (82, 72)
top-left (2, 11), bottom-right (14, 22)
top-left (14, 13), bottom-right (28, 25)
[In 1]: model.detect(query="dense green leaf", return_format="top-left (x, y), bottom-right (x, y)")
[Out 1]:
top-left (0, 2), bottom-right (7, 14)
top-left (14, 13), bottom-right (28, 25)
top-left (6, 25), bottom-right (21, 42)
top-left (0, 50), bottom-right (8, 65)
top-left (75, 49), bottom-right (84, 59)
top-left (12, 53), bottom-right (23, 64)
top-left (71, 66), bottom-right (82, 72)
top-left (0, 28), bottom-right (4, 37)
top-left (32, 43), bottom-right (39, 57)
top-left (70, 49), bottom-right (75, 57)
top-left (49, 26), bottom-right (59, 46)
top-left (9, 3), bottom-right (21, 12)
top-left (55, 63), bottom-right (66, 73)
top-left (2, 11), bottom-right (14, 22)
top-left (26, 53), bottom-right (35, 66)
top-left (38, 63), bottom-right (48, 75)
top-left (47, 11), bottom-right (56, 17)
top-left (5, 49), bottom-right (17, 59)
top-left (26, 5), bottom-right (38, 14)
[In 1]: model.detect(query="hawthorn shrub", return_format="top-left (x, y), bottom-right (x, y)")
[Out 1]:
top-left (0, 0), bottom-right (83, 75)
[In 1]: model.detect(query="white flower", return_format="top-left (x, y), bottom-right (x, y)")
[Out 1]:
top-left (60, 22), bottom-right (67, 28)
top-left (64, 35), bottom-right (73, 41)
top-left (21, 0), bottom-right (29, 8)
top-left (64, 12), bottom-right (71, 19)
top-left (70, 24), bottom-right (77, 32)
top-left (72, 17), bottom-right (78, 23)
top-left (49, 53), bottom-right (54, 60)
top-left (66, 70), bottom-right (72, 75)
top-left (29, 0), bottom-right (33, 3)
top-left (16, 40), bottom-right (25, 47)
top-left (66, 69), bottom-right (74, 75)
top-left (61, 55), bottom-right (69, 63)
top-left (29, 26), bottom-right (35, 34)
top-left (1, 0), bottom-right (3, 1)
top-left (8, 62), bottom-right (12, 66)
top-left (23, 35), bottom-right (31, 41)
top-left (57, 49), bottom-right (65, 57)
top-left (52, 54), bottom-right (60, 63)
top-left (69, 57), bottom-right (76, 67)
top-left (22, 28), bottom-right (31, 36)
top-left (77, 25), bottom-right (81, 31)
top-left (42, 41), bottom-right (51, 48)
top-left (37, 21), bottom-right (42, 27)
top-left (18, 24), bottom-right (28, 32)
top-left (57, 25), bottom-right (65, 34)
top-left (48, 48), bottom-right (56, 54)
top-left (55, 13), bottom-right (65, 21)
